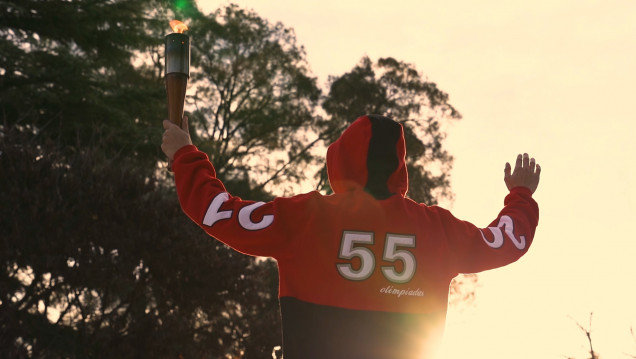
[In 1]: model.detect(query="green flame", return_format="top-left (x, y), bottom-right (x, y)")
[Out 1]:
top-left (174, 0), bottom-right (188, 11)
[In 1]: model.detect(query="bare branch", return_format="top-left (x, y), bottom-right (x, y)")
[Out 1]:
top-left (569, 313), bottom-right (598, 359)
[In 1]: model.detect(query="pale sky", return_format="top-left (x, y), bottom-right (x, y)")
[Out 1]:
top-left (197, 1), bottom-right (636, 357)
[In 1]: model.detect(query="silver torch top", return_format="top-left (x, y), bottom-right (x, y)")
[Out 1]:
top-left (165, 20), bottom-right (190, 77)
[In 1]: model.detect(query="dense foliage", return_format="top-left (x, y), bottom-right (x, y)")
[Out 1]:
top-left (0, 0), bottom-right (173, 165)
top-left (0, 128), bottom-right (280, 357)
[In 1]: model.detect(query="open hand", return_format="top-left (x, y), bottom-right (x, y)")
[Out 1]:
top-left (504, 153), bottom-right (541, 194)
top-left (161, 116), bottom-right (192, 161)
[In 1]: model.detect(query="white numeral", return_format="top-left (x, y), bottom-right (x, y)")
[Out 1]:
top-left (337, 232), bottom-right (417, 284)
top-left (336, 232), bottom-right (375, 281)
top-left (382, 234), bottom-right (416, 283)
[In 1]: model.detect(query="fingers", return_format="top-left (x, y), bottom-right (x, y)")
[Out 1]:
top-left (514, 153), bottom-right (539, 173)
top-left (513, 152), bottom-right (541, 178)
top-left (505, 153), bottom-right (541, 193)
top-left (508, 153), bottom-right (540, 176)
top-left (504, 162), bottom-right (512, 178)
top-left (163, 119), bottom-right (178, 130)
top-left (163, 118), bottom-right (189, 135)
top-left (529, 155), bottom-right (536, 173)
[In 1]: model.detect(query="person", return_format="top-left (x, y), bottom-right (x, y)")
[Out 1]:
top-left (161, 114), bottom-right (540, 359)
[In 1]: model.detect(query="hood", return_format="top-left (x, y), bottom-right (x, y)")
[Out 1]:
top-left (326, 115), bottom-right (408, 199)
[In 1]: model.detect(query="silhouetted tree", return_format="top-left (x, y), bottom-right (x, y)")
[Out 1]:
top-left (187, 4), bottom-right (321, 198)
top-left (0, 127), bottom-right (280, 358)
top-left (319, 56), bottom-right (461, 204)
top-left (0, 0), bottom-right (186, 167)
top-left (1, 1), bottom-right (280, 357)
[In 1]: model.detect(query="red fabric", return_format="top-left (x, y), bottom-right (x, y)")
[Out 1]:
top-left (326, 116), bottom-right (371, 194)
top-left (172, 116), bottom-right (538, 317)
top-left (326, 115), bottom-right (409, 196)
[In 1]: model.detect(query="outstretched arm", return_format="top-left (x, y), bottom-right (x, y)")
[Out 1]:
top-left (165, 120), bottom-right (295, 258)
top-left (444, 153), bottom-right (541, 273)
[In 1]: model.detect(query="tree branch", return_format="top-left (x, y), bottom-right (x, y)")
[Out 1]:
top-left (253, 124), bottom-right (348, 191)
top-left (570, 313), bottom-right (598, 359)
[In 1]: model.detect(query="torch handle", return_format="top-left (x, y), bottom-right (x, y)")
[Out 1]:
top-left (165, 73), bottom-right (188, 171)
top-left (165, 73), bottom-right (188, 127)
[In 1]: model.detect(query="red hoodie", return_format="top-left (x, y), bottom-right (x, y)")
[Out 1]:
top-left (172, 114), bottom-right (539, 359)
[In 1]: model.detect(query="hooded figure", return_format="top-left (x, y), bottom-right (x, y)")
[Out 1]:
top-left (169, 114), bottom-right (539, 359)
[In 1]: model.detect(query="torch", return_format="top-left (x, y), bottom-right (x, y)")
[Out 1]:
top-left (165, 20), bottom-right (190, 128)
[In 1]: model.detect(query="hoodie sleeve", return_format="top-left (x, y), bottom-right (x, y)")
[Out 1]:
top-left (440, 187), bottom-right (539, 274)
top-left (171, 145), bottom-right (292, 258)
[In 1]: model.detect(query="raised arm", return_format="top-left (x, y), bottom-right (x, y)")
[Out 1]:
top-left (443, 153), bottom-right (541, 274)
top-left (161, 116), bottom-right (295, 258)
